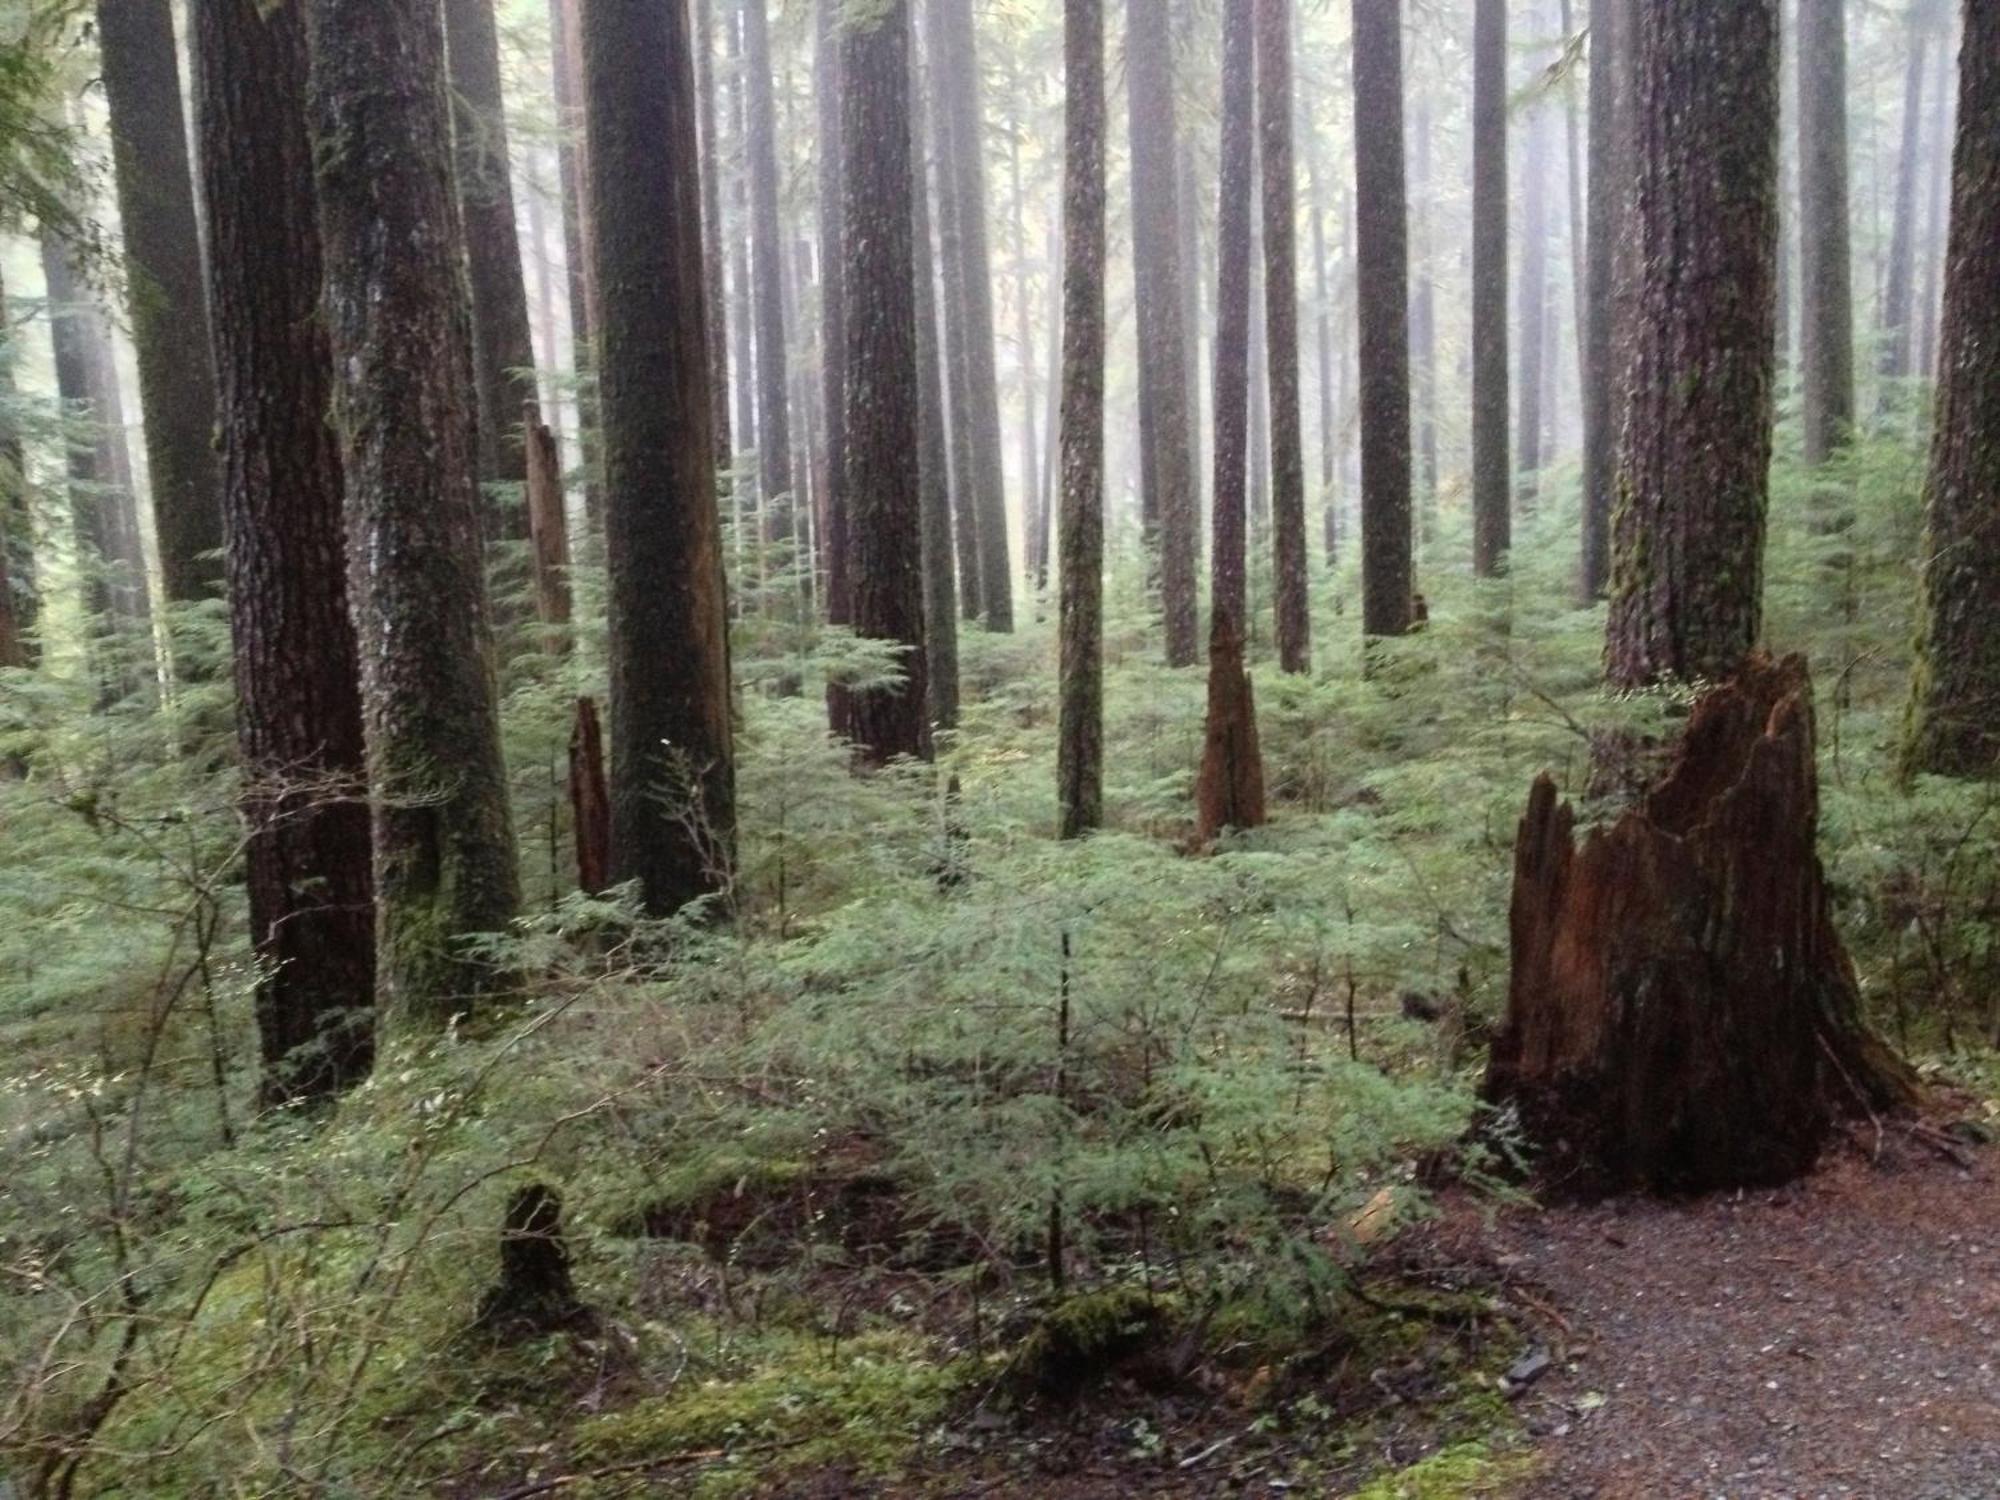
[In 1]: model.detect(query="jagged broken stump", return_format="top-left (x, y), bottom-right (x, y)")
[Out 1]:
top-left (1483, 654), bottom-right (1915, 1193)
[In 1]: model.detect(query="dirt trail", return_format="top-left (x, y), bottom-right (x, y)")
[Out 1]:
top-left (1491, 1131), bottom-right (2000, 1498)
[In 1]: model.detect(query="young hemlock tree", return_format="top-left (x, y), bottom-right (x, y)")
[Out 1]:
top-left (579, 0), bottom-right (735, 912)
top-left (304, 0), bottom-right (521, 1019)
top-left (443, 0), bottom-right (541, 519)
top-left (843, 0), bottom-right (930, 765)
top-left (1605, 0), bottom-right (1779, 689)
top-left (196, 0), bottom-right (374, 1102)
top-left (1258, 0), bottom-right (1309, 674)
top-left (1057, 0), bottom-right (1104, 839)
top-left (741, 0), bottom-right (795, 552)
top-left (1904, 0), bottom-right (2000, 777)
top-left (1126, 0), bottom-right (1199, 667)
top-left (1580, 0), bottom-right (1621, 598)
top-left (931, 0), bottom-right (1013, 633)
top-left (912, 49), bottom-right (959, 731)
top-left (1471, 0), bottom-right (1509, 578)
top-left (1797, 0), bottom-right (1855, 464)
top-left (95, 0), bottom-right (222, 605)
top-left (1210, 0), bottom-right (1254, 631)
top-left (1351, 0), bottom-right (1414, 638)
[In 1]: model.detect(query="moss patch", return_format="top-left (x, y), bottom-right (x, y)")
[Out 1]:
top-left (1348, 1439), bottom-right (1539, 1499)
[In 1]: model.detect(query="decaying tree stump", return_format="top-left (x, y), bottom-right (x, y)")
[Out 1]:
top-left (475, 1182), bottom-right (590, 1335)
top-left (569, 696), bottom-right (611, 895)
top-left (1194, 607), bottom-right (1266, 844)
top-left (1483, 654), bottom-right (1917, 1193)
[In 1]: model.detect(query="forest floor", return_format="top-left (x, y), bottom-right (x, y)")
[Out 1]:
top-left (768, 1115), bottom-right (2000, 1500)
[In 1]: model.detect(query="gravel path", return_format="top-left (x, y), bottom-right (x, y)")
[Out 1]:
top-left (1490, 1131), bottom-right (2000, 1498)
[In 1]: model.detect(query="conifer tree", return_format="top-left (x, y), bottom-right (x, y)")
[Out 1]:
top-left (1259, 0), bottom-right (1309, 673)
top-left (1471, 0), bottom-right (1509, 578)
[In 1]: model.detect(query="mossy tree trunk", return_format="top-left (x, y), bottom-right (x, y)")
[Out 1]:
top-left (96, 0), bottom-right (222, 607)
top-left (842, 0), bottom-right (930, 765)
top-left (579, 0), bottom-right (736, 914)
top-left (1605, 0), bottom-right (1778, 690)
top-left (1351, 0), bottom-right (1414, 638)
top-left (198, 0), bottom-right (375, 1102)
top-left (304, 0), bottom-right (521, 1019)
top-left (1057, 0), bottom-right (1105, 840)
top-left (1471, 0), bottom-right (1509, 578)
top-left (1127, 0), bottom-right (1199, 668)
top-left (1797, 0), bottom-right (1856, 465)
top-left (443, 0), bottom-right (542, 533)
top-left (1258, 0), bottom-right (1309, 674)
top-left (1904, 0), bottom-right (2000, 778)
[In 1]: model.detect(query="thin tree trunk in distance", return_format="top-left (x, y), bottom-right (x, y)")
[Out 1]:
top-left (1058, 0), bottom-right (1105, 838)
top-left (1210, 0), bottom-right (1255, 631)
top-left (581, 0), bottom-right (736, 912)
top-left (1409, 97), bottom-right (1437, 521)
top-left (525, 412), bottom-right (572, 652)
top-left (0, 261), bottom-right (22, 669)
top-left (1580, 0), bottom-right (1619, 598)
top-left (1797, 0), bottom-right (1856, 463)
top-left (697, 0), bottom-right (733, 468)
top-left (843, 0), bottom-right (931, 764)
top-left (1128, 0), bottom-right (1199, 667)
top-left (1915, 26), bottom-right (1953, 382)
top-left (1009, 94), bottom-right (1043, 616)
top-left (1260, 0), bottom-right (1309, 673)
top-left (550, 0), bottom-right (600, 526)
top-left (1903, 0), bottom-right (2000, 777)
top-left (198, 0), bottom-right (373, 1101)
top-left (1517, 68), bottom-right (1552, 506)
top-left (913, 37), bottom-right (958, 731)
top-left (1352, 0), bottom-right (1414, 637)
top-left (1605, 0), bottom-right (1779, 689)
top-left (741, 0), bottom-right (795, 559)
top-left (304, 0), bottom-right (521, 1018)
top-left (927, 3), bottom-right (983, 625)
top-left (97, 0), bottom-right (222, 607)
top-left (568, 695), bottom-right (610, 894)
top-left (1877, 10), bottom-right (1928, 396)
top-left (1472, 0), bottom-right (1509, 577)
top-left (819, 0), bottom-right (852, 731)
top-left (444, 0), bottom-right (540, 522)
top-left (932, 0), bottom-right (1014, 632)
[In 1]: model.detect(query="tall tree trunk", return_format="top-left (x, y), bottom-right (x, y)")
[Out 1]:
top-left (697, 0), bottom-right (734, 468)
top-left (818, 0), bottom-right (852, 724)
top-left (1352, 0), bottom-right (1414, 638)
top-left (1009, 92), bottom-right (1043, 615)
top-left (1580, 0), bottom-right (1620, 598)
top-left (843, 0), bottom-right (931, 764)
top-left (1561, 0), bottom-right (1586, 409)
top-left (304, 0), bottom-right (521, 1019)
top-left (913, 35), bottom-right (958, 731)
top-left (580, 0), bottom-right (736, 911)
top-left (1903, 0), bottom-right (2000, 777)
top-left (1604, 0), bottom-right (1779, 690)
top-left (1178, 133), bottom-right (1208, 540)
top-left (726, 7), bottom-right (759, 561)
top-left (1058, 0), bottom-right (1105, 838)
top-left (197, 0), bottom-right (373, 1102)
top-left (1304, 105), bottom-right (1338, 567)
top-left (1408, 96), bottom-right (1437, 522)
top-left (96, 0), bottom-right (222, 606)
top-left (1915, 25), bottom-right (1954, 383)
top-left (1128, 0), bottom-right (1200, 667)
top-left (740, 0), bottom-right (795, 551)
top-left (1516, 59), bottom-right (1552, 507)
top-left (1878, 10), bottom-right (1929, 395)
top-left (444, 0), bottom-right (541, 524)
top-left (1210, 0), bottom-right (1255, 632)
top-left (1259, 0), bottom-right (1309, 673)
top-left (1797, 0), bottom-right (1856, 464)
top-left (930, 0), bottom-right (1014, 632)
top-left (928, 9), bottom-right (983, 625)
top-left (548, 0), bottom-right (599, 522)
top-left (0, 264), bottom-right (25, 669)
top-left (1472, 0), bottom-right (1510, 577)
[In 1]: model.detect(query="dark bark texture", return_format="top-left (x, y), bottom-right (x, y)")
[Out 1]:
top-left (524, 410), bottom-right (572, 651)
top-left (444, 0), bottom-right (541, 514)
top-left (1471, 0), bottom-right (1509, 577)
top-left (818, 0), bottom-right (851, 660)
top-left (1194, 607), bottom-right (1266, 844)
top-left (1127, 0), bottom-right (1198, 667)
top-left (741, 0), bottom-right (794, 541)
top-left (843, 0), bottom-right (931, 764)
top-left (568, 695), bottom-right (610, 894)
top-left (1351, 0), bottom-right (1413, 637)
top-left (912, 44), bottom-right (959, 732)
top-left (199, 0), bottom-right (375, 1101)
top-left (1259, 0), bottom-right (1309, 673)
top-left (1580, 0), bottom-right (1619, 597)
top-left (581, 0), bottom-right (736, 912)
top-left (1485, 656), bottom-right (1916, 1195)
top-left (96, 0), bottom-right (222, 603)
top-left (1057, 0), bottom-right (1104, 839)
top-left (1209, 0), bottom-right (1255, 631)
top-left (304, 0), bottom-right (522, 1019)
top-left (1904, 0), bottom-right (2000, 777)
top-left (1797, 0), bottom-right (1856, 464)
top-left (1605, 0), bottom-right (1778, 690)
